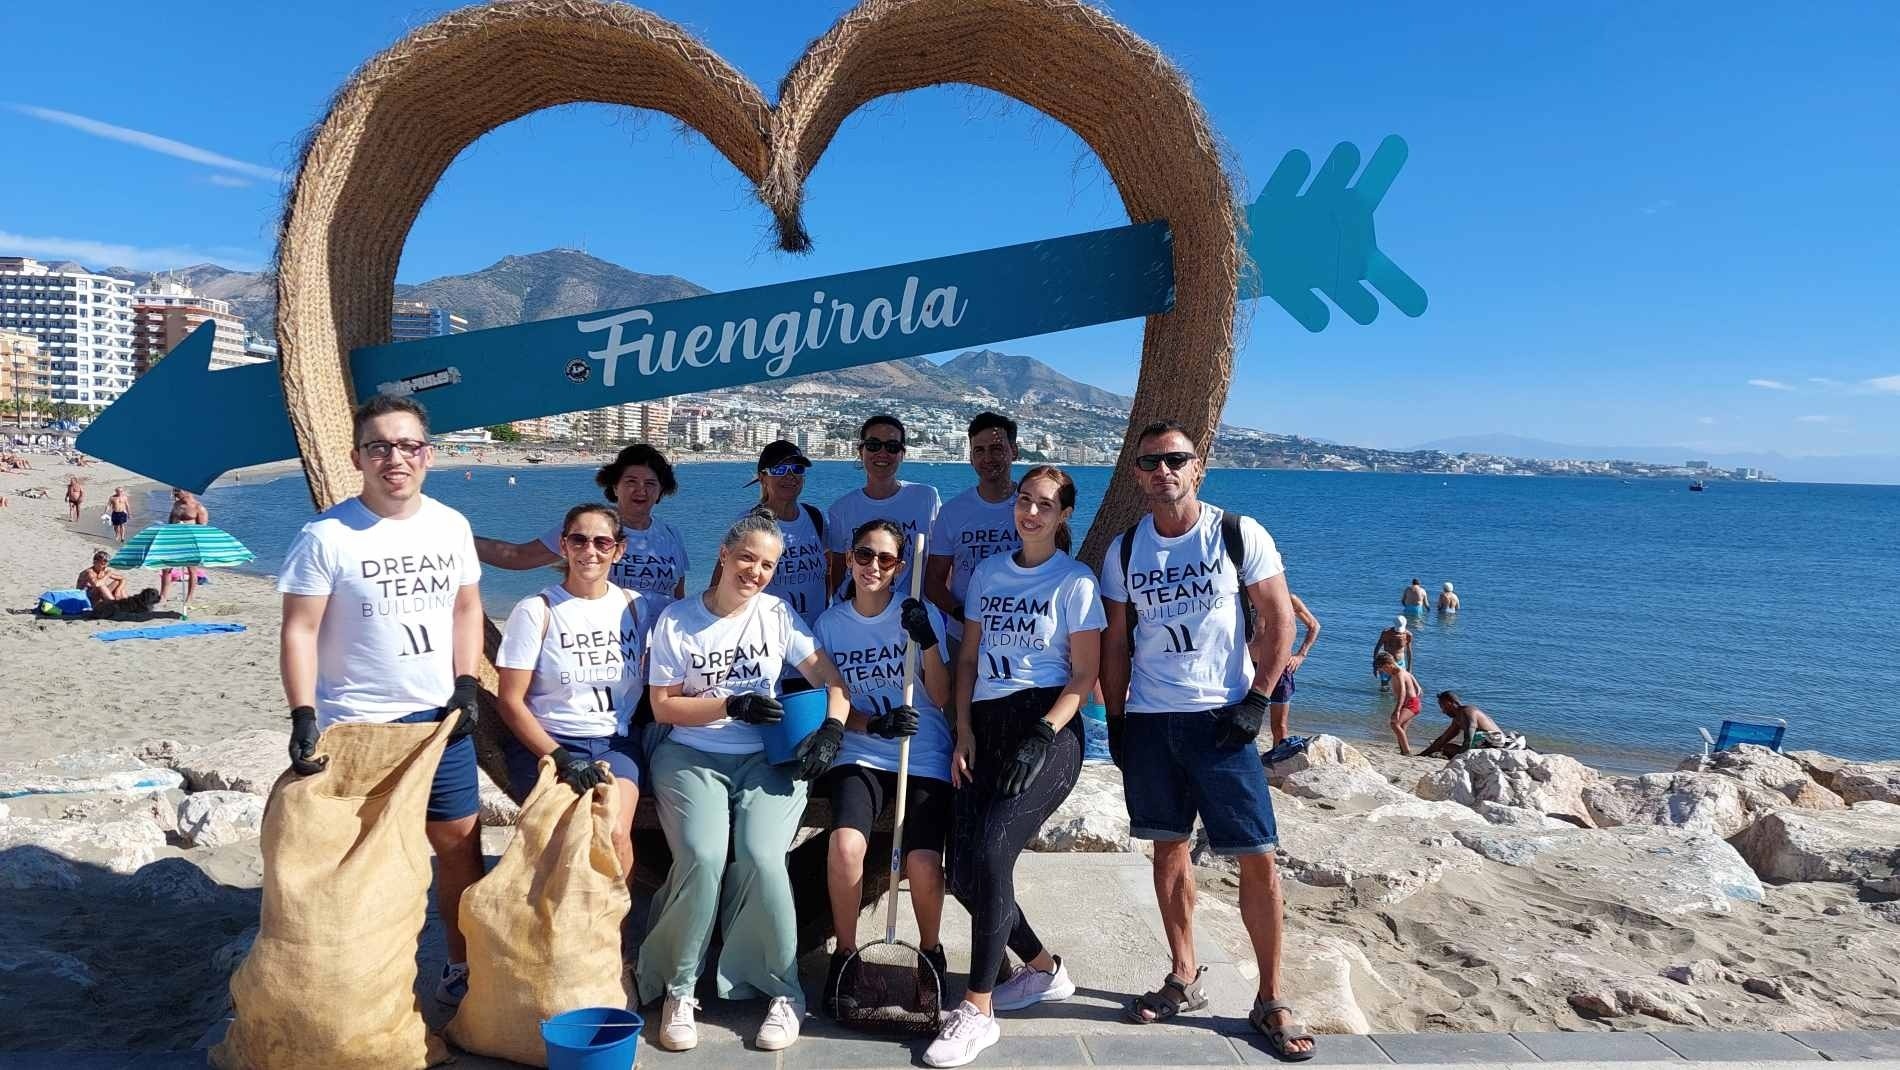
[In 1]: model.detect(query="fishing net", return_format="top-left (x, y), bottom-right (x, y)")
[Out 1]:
top-left (832, 936), bottom-right (943, 1034)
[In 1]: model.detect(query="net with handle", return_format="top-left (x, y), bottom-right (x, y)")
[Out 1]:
top-left (833, 532), bottom-right (944, 1033)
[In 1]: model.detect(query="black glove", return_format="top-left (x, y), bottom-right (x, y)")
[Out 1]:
top-left (999, 719), bottom-right (1056, 798)
top-left (899, 598), bottom-right (939, 651)
top-left (446, 674), bottom-right (481, 742)
top-left (549, 746), bottom-right (609, 795)
top-left (794, 719), bottom-right (845, 781)
top-left (1106, 713), bottom-right (1127, 770)
top-left (726, 692), bottom-right (784, 725)
top-left (288, 706), bottom-right (327, 775)
top-left (867, 704), bottom-right (920, 739)
top-left (1214, 690), bottom-right (1270, 749)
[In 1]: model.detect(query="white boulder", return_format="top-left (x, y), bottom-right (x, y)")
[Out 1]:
top-left (1832, 764), bottom-right (1900, 806)
top-left (1032, 765), bottom-right (1133, 852)
top-left (1275, 809), bottom-right (1481, 904)
top-left (171, 730), bottom-right (290, 796)
top-left (176, 791), bottom-right (266, 849)
top-left (1263, 734), bottom-right (1371, 785)
top-left (1731, 801), bottom-right (1900, 884)
top-left (1677, 745), bottom-right (1843, 809)
top-left (0, 815), bottom-right (165, 875)
top-left (1414, 748), bottom-right (1599, 825)
top-left (0, 750), bottom-right (183, 797)
top-left (1279, 763), bottom-right (1410, 805)
top-left (1280, 936), bottom-right (1395, 1034)
top-left (1583, 772), bottom-right (1768, 838)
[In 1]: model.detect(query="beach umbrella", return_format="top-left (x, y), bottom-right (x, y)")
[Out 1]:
top-left (109, 523), bottom-right (255, 570)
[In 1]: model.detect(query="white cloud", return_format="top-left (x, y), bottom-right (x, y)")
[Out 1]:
top-left (1642, 199), bottom-right (1677, 215)
top-left (206, 174), bottom-right (252, 189)
top-left (8, 104), bottom-right (285, 183)
top-left (0, 229), bottom-right (262, 272)
top-left (1808, 377), bottom-right (1842, 387)
top-left (1864, 375), bottom-right (1900, 394)
top-left (1797, 414), bottom-right (1832, 424)
top-left (1747, 378), bottom-right (1794, 391)
top-left (1696, 416), bottom-right (1717, 425)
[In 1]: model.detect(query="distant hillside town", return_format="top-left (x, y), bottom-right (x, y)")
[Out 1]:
top-left (0, 249), bottom-right (1770, 481)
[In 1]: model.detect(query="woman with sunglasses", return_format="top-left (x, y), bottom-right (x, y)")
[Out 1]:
top-left (714, 441), bottom-right (830, 691)
top-left (638, 513), bottom-right (851, 1054)
top-left (825, 413), bottom-right (940, 599)
top-left (812, 519), bottom-right (956, 1016)
top-left (493, 503), bottom-right (646, 877)
top-left (926, 465), bottom-right (1103, 1069)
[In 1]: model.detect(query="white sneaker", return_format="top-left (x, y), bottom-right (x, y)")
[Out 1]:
top-left (755, 994), bottom-right (803, 1051)
top-left (991, 955), bottom-right (1075, 1011)
top-left (433, 961), bottom-right (469, 1007)
top-left (923, 1000), bottom-right (1000, 1068)
top-left (658, 995), bottom-right (700, 1052)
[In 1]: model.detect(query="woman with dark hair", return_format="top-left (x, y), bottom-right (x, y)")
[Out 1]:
top-left (824, 413), bottom-right (939, 598)
top-left (475, 443), bottom-right (690, 608)
top-left (493, 503), bottom-right (646, 877)
top-left (926, 465), bottom-right (1103, 1069)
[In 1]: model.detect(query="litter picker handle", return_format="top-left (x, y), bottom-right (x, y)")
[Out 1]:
top-left (886, 532), bottom-right (926, 943)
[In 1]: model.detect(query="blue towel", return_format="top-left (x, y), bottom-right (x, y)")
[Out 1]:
top-left (94, 621), bottom-right (247, 642)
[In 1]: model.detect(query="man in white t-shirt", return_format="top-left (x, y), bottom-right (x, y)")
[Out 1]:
top-left (277, 394), bottom-right (487, 1009)
top-left (925, 411), bottom-right (1022, 651)
top-left (1098, 419), bottom-right (1312, 1058)
top-left (825, 413), bottom-right (940, 597)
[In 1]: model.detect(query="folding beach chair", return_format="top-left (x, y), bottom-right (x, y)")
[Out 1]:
top-left (1698, 717), bottom-right (1787, 764)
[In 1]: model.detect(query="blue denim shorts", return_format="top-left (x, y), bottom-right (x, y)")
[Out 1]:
top-left (391, 708), bottom-right (480, 823)
top-left (500, 730), bottom-right (643, 805)
top-left (1122, 709), bottom-right (1278, 856)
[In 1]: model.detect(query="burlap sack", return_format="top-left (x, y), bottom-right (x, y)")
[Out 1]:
top-left (212, 718), bottom-right (454, 1070)
top-left (445, 756), bottom-right (631, 1066)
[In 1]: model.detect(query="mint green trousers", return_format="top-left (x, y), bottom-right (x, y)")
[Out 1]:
top-left (634, 737), bottom-right (807, 1003)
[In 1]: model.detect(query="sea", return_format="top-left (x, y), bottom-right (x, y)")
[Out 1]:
top-left (178, 461), bottom-right (1900, 775)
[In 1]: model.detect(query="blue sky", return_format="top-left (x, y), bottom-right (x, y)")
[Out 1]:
top-left (3, 0), bottom-right (1897, 461)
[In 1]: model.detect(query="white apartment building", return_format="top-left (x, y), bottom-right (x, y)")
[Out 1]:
top-left (0, 257), bottom-right (136, 409)
top-left (131, 279), bottom-right (256, 372)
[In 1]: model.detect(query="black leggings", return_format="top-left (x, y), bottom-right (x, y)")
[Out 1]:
top-left (947, 686), bottom-right (1083, 994)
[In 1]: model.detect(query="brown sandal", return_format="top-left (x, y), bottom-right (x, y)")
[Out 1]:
top-left (1125, 965), bottom-right (1209, 1023)
top-left (1250, 998), bottom-right (1316, 1061)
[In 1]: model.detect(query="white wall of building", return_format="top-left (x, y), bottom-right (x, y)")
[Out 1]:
top-left (0, 258), bottom-right (135, 409)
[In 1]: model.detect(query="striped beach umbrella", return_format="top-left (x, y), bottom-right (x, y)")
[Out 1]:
top-left (109, 523), bottom-right (255, 570)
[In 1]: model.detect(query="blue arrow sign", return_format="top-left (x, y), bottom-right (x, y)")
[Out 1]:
top-left (78, 139), bottom-right (1425, 491)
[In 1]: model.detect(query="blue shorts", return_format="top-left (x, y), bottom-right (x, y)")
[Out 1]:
top-left (1122, 709), bottom-right (1278, 856)
top-left (1268, 668), bottom-right (1295, 704)
top-left (391, 708), bottom-right (480, 823)
top-left (500, 730), bottom-right (643, 806)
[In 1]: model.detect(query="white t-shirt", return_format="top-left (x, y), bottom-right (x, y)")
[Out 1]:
top-left (1100, 504), bottom-right (1286, 714)
top-left (815, 598), bottom-right (954, 781)
top-left (496, 584), bottom-right (646, 738)
top-left (539, 516), bottom-right (688, 608)
top-left (825, 481), bottom-right (941, 597)
top-left (964, 551), bottom-right (1105, 702)
top-left (927, 486), bottom-right (1021, 641)
top-left (277, 495), bottom-right (481, 729)
top-left (752, 504), bottom-right (829, 629)
top-left (647, 592), bottom-right (818, 754)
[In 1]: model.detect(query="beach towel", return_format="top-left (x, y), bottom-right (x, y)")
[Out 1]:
top-left (35, 588), bottom-right (90, 617)
top-left (445, 756), bottom-right (630, 1067)
top-left (94, 621), bottom-right (246, 642)
top-left (211, 718), bottom-right (454, 1070)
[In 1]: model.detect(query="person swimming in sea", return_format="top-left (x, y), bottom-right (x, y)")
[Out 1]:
top-left (1436, 582), bottom-right (1459, 613)
top-left (1400, 578), bottom-right (1429, 614)
top-left (1372, 616), bottom-right (1413, 691)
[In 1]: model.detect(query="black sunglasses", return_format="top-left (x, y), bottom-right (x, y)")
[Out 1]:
top-left (1134, 451), bottom-right (1196, 472)
top-left (562, 533), bottom-right (622, 553)
top-left (849, 546), bottom-right (902, 570)
top-left (860, 437), bottom-right (906, 454)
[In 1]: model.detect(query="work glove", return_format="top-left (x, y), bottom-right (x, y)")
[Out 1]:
top-left (1106, 713), bottom-right (1127, 770)
top-left (899, 598), bottom-right (939, 651)
top-left (726, 692), bottom-right (784, 725)
top-left (1213, 690), bottom-right (1270, 750)
top-left (794, 719), bottom-right (845, 781)
top-left (549, 746), bottom-right (609, 795)
top-left (288, 706), bottom-right (327, 775)
top-left (446, 674), bottom-right (481, 742)
top-left (866, 703), bottom-right (920, 739)
top-left (999, 719), bottom-right (1056, 798)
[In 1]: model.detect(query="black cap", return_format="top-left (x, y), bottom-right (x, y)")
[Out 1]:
top-left (747, 440), bottom-right (812, 485)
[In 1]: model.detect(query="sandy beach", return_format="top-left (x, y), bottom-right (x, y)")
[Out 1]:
top-left (2, 452), bottom-right (1898, 1055)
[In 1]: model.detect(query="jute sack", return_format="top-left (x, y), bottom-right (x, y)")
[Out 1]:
top-left (445, 755), bottom-right (631, 1066)
top-left (212, 718), bottom-right (455, 1070)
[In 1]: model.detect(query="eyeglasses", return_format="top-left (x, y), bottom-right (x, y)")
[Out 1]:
top-left (850, 546), bottom-right (902, 570)
top-left (358, 439), bottom-right (429, 460)
top-left (562, 533), bottom-right (622, 553)
top-left (1134, 451), bottom-right (1195, 472)
top-left (859, 437), bottom-right (906, 454)
top-left (763, 462), bottom-right (808, 477)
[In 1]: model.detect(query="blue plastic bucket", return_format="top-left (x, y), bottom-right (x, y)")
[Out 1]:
top-left (541, 1006), bottom-right (643, 1070)
top-left (760, 688), bottom-right (829, 764)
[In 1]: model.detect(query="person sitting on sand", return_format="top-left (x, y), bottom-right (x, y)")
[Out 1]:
top-left (1419, 691), bottom-right (1500, 758)
top-left (1437, 582), bottom-right (1459, 613)
top-left (77, 550), bottom-right (127, 603)
top-left (65, 476), bottom-right (83, 523)
top-left (1375, 652), bottom-right (1424, 755)
top-left (1401, 577), bottom-right (1428, 613)
top-left (1372, 616), bottom-right (1413, 689)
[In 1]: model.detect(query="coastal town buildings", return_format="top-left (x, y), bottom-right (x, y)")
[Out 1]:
top-left (390, 301), bottom-right (468, 341)
top-left (131, 279), bottom-right (256, 372)
top-left (0, 329), bottom-right (51, 412)
top-left (0, 257), bottom-right (135, 409)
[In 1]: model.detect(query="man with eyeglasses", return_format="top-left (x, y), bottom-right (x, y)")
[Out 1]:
top-left (276, 393), bottom-right (488, 1008)
top-left (1098, 420), bottom-right (1313, 1058)
top-left (824, 413), bottom-right (940, 597)
top-left (925, 411), bottom-right (1022, 656)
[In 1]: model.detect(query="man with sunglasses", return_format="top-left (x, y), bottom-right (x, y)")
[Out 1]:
top-left (825, 413), bottom-right (940, 597)
top-left (1098, 420), bottom-right (1312, 1059)
top-left (926, 412), bottom-right (1022, 655)
top-left (277, 394), bottom-right (487, 1008)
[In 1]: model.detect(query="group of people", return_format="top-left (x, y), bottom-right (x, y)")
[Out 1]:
top-left (276, 396), bottom-right (1317, 1066)
top-left (1377, 578), bottom-right (1517, 756)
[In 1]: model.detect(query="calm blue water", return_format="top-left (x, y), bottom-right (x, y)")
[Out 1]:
top-left (191, 463), bottom-right (1900, 773)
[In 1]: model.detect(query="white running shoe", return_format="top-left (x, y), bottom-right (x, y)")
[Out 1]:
top-left (658, 995), bottom-right (700, 1052)
top-left (755, 995), bottom-right (803, 1051)
top-left (991, 955), bottom-right (1075, 1011)
top-left (433, 961), bottom-right (469, 1007)
top-left (923, 1000), bottom-right (1000, 1068)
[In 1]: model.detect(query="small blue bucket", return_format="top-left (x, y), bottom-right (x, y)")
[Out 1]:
top-left (541, 1006), bottom-right (643, 1070)
top-left (761, 688), bottom-right (829, 764)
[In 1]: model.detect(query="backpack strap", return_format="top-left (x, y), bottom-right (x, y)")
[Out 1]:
top-left (803, 502), bottom-right (825, 542)
top-left (535, 592), bottom-right (553, 649)
top-left (1118, 520), bottom-right (1142, 645)
top-left (1219, 511), bottom-right (1258, 643)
